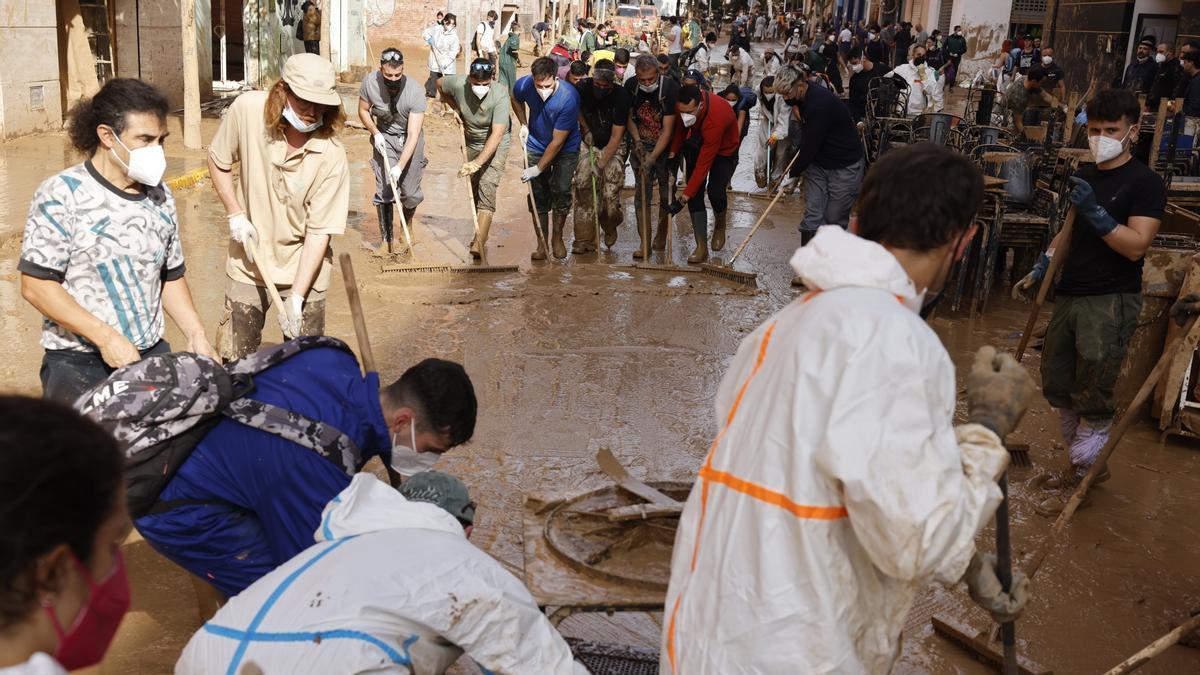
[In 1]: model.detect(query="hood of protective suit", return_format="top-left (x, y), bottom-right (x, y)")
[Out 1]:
top-left (315, 473), bottom-right (465, 543)
top-left (791, 225), bottom-right (922, 311)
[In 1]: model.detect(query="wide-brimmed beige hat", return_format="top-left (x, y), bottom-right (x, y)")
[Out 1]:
top-left (281, 53), bottom-right (341, 106)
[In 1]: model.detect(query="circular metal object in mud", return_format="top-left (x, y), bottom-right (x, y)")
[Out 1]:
top-left (544, 482), bottom-right (691, 591)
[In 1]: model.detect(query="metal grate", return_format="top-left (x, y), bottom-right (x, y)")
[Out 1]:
top-left (566, 639), bottom-right (659, 675)
top-left (1011, 0), bottom-right (1047, 24)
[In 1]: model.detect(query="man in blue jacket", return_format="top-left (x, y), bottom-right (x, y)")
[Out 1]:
top-left (135, 346), bottom-right (477, 596)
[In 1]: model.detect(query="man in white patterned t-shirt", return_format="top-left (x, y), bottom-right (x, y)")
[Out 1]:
top-left (19, 78), bottom-right (213, 404)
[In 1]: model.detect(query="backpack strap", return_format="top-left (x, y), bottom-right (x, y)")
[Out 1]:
top-left (223, 398), bottom-right (362, 475)
top-left (227, 335), bottom-right (356, 377)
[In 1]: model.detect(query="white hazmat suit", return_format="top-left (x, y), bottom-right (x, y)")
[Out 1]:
top-left (884, 61), bottom-right (945, 117)
top-left (177, 474), bottom-right (586, 675)
top-left (661, 226), bottom-right (1008, 674)
top-left (423, 23), bottom-right (460, 75)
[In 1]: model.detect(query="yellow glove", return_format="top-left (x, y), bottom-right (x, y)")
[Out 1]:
top-left (459, 161), bottom-right (482, 177)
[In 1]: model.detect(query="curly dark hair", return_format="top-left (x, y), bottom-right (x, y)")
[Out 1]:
top-left (67, 78), bottom-right (169, 155)
top-left (0, 396), bottom-right (124, 629)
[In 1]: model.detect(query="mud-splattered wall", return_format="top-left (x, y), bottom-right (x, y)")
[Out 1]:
top-left (1044, 0), bottom-right (1136, 103)
top-left (950, 0), bottom-right (1010, 81)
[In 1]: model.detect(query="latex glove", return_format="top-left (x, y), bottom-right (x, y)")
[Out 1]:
top-left (1067, 176), bottom-right (1118, 237)
top-left (518, 124), bottom-right (530, 146)
top-left (390, 162), bottom-right (405, 183)
top-left (781, 175), bottom-right (799, 191)
top-left (459, 160), bottom-right (482, 177)
top-left (228, 213), bottom-right (259, 263)
top-left (1170, 293), bottom-right (1200, 327)
top-left (372, 132), bottom-right (388, 157)
top-left (98, 331), bottom-right (140, 369)
top-left (1010, 252), bottom-right (1049, 302)
top-left (667, 199), bottom-right (685, 215)
top-left (278, 294), bottom-right (304, 339)
top-left (966, 345), bottom-right (1036, 438)
top-left (964, 551), bottom-right (1030, 624)
top-left (521, 165), bottom-right (542, 182)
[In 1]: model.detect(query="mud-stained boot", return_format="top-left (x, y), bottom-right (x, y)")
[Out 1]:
top-left (470, 211), bottom-right (493, 260)
top-left (652, 210), bottom-right (669, 251)
top-left (530, 213), bottom-right (550, 261)
top-left (376, 203), bottom-right (394, 253)
top-left (632, 210), bottom-right (648, 259)
top-left (551, 212), bottom-right (568, 259)
top-left (687, 210), bottom-right (709, 264)
top-left (711, 210), bottom-right (728, 252)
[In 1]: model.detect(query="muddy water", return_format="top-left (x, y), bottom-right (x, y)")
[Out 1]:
top-left (0, 47), bottom-right (1197, 674)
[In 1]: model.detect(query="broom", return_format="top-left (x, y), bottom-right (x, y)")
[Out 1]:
top-left (631, 162), bottom-right (707, 275)
top-left (698, 147), bottom-right (804, 286)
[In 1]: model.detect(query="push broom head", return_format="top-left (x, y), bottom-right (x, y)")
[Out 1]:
top-left (699, 261), bottom-right (758, 287)
top-left (381, 263), bottom-right (520, 274)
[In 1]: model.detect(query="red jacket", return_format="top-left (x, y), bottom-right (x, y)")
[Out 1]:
top-left (670, 92), bottom-right (741, 200)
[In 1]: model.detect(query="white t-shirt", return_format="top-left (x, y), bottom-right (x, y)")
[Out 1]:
top-left (0, 654), bottom-right (67, 675)
top-left (839, 28), bottom-right (852, 43)
top-left (668, 25), bottom-right (683, 53)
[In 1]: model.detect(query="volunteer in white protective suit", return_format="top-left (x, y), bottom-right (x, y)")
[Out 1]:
top-left (755, 65), bottom-right (802, 188)
top-left (884, 43), bottom-right (945, 117)
top-left (661, 144), bottom-right (1035, 674)
top-left (177, 472), bottom-right (587, 675)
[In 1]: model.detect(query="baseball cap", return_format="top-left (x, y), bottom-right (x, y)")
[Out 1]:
top-left (399, 470), bottom-right (476, 526)
top-left (281, 53), bottom-right (341, 106)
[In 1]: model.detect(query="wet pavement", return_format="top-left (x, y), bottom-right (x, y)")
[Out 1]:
top-left (1, 41), bottom-right (1199, 675)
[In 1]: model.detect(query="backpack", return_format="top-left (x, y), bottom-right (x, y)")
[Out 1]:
top-left (76, 336), bottom-right (364, 518)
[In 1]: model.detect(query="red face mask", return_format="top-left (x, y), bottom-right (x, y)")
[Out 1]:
top-left (41, 549), bottom-right (130, 670)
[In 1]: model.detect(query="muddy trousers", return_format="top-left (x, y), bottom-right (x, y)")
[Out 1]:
top-left (1040, 292), bottom-right (1142, 423)
top-left (466, 136), bottom-right (510, 214)
top-left (371, 133), bottom-right (426, 209)
top-left (40, 340), bottom-right (169, 406)
top-left (683, 152), bottom-right (738, 240)
top-left (571, 143), bottom-right (629, 249)
top-left (215, 278), bottom-right (327, 362)
top-left (629, 145), bottom-right (677, 218)
top-left (526, 148), bottom-right (578, 235)
top-left (800, 159), bottom-right (864, 232)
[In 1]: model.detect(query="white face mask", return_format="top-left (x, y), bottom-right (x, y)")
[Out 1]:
top-left (1088, 128), bottom-right (1132, 164)
top-left (955, 30), bottom-right (962, 36)
top-left (639, 78), bottom-right (660, 93)
top-left (1042, 55), bottom-right (1053, 65)
top-left (851, 62), bottom-right (864, 73)
top-left (471, 84), bottom-right (491, 98)
top-left (1156, 52), bottom-right (1167, 64)
top-left (389, 422), bottom-right (439, 477)
top-left (868, 32), bottom-right (876, 40)
top-left (536, 81), bottom-right (556, 101)
top-left (283, 103), bottom-right (323, 133)
top-left (111, 134), bottom-right (167, 186)
top-left (680, 112), bottom-right (697, 127)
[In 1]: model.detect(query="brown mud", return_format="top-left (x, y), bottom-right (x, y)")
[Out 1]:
top-left (0, 43), bottom-right (1196, 675)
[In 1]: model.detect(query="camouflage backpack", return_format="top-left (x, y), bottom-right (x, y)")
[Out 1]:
top-left (76, 336), bottom-right (364, 518)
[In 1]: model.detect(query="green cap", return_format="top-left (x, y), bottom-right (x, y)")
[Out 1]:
top-left (399, 471), bottom-right (475, 526)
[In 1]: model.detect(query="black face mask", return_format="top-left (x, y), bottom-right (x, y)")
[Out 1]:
top-left (594, 86), bottom-right (611, 99)
top-left (384, 77), bottom-right (402, 91)
top-left (912, 56), bottom-right (926, 66)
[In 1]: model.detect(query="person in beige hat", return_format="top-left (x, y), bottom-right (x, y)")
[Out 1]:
top-left (207, 52), bottom-right (349, 361)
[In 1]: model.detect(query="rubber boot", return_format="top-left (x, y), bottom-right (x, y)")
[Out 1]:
top-left (687, 210), bottom-right (708, 264)
top-left (470, 211), bottom-right (493, 260)
top-left (551, 212), bottom-right (568, 259)
top-left (711, 210), bottom-right (727, 252)
top-left (402, 205), bottom-right (417, 235)
top-left (653, 210), bottom-right (669, 251)
top-left (530, 213), bottom-right (549, 261)
top-left (376, 203), bottom-right (394, 253)
top-left (632, 208), bottom-right (647, 260)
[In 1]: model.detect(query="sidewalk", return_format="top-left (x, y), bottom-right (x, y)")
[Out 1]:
top-left (0, 115), bottom-right (221, 245)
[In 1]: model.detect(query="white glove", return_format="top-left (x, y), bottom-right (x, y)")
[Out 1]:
top-left (521, 165), bottom-right (542, 182)
top-left (390, 162), bottom-right (404, 183)
top-left (372, 132), bottom-right (388, 157)
top-left (278, 294), bottom-right (304, 339)
top-left (518, 124), bottom-right (530, 146)
top-left (228, 213), bottom-right (259, 262)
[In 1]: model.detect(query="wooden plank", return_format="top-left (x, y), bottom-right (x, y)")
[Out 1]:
top-left (1150, 97), bottom-right (1170, 171)
top-left (931, 615), bottom-right (1053, 675)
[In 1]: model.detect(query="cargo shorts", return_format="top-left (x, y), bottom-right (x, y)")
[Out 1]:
top-left (1040, 292), bottom-right (1142, 422)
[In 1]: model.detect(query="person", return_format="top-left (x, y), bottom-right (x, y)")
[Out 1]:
top-left (884, 44), bottom-right (945, 117)
top-left (499, 19), bottom-right (522, 93)
top-left (474, 10), bottom-right (498, 67)
top-left (661, 143), bottom-right (1035, 674)
top-left (300, 0), bottom-right (321, 54)
top-left (1012, 89), bottom-right (1166, 502)
top-left (423, 12), bottom-right (459, 105)
top-left (1041, 47), bottom-right (1066, 101)
top-left (763, 47), bottom-right (782, 77)
top-left (719, 83), bottom-right (756, 140)
top-left (667, 84), bottom-right (739, 262)
top-left (894, 22), bottom-right (913, 68)
top-left (438, 59), bottom-right (510, 260)
top-left (614, 47), bottom-right (633, 83)
top-left (1184, 50), bottom-right (1200, 116)
top-left (778, 68), bottom-right (864, 244)
top-left (176, 471), bottom-right (587, 674)
top-left (572, 60), bottom-right (631, 253)
top-left (657, 53), bottom-right (680, 83)
top-left (1149, 42), bottom-right (1182, 110)
top-left (753, 76), bottom-right (782, 187)
top-left (726, 43), bottom-right (752, 87)
top-left (838, 21), bottom-right (853, 55)
top-left (1004, 65), bottom-right (1056, 135)
top-left (579, 19), bottom-right (599, 55)
top-left (20, 79), bottom-right (214, 405)
top-left (880, 21), bottom-right (897, 67)
top-left (847, 45), bottom-right (884, 123)
top-left (946, 25), bottom-right (967, 87)
top-left (682, 68), bottom-right (711, 92)
top-left (0, 396), bottom-right (133, 673)
top-left (532, 16), bottom-right (550, 56)
top-left (512, 56), bottom-right (582, 260)
top-left (627, 54), bottom-right (680, 258)
top-left (1123, 36), bottom-right (1157, 94)
top-left (637, 31), bottom-right (653, 54)
top-left (690, 32), bottom-right (716, 75)
top-left (865, 24), bottom-right (886, 66)
top-left (784, 27), bottom-right (804, 62)
top-left (208, 53), bottom-right (347, 362)
top-left (818, 32), bottom-right (843, 94)
top-left (560, 59), bottom-right (589, 85)
top-left (683, 13), bottom-right (702, 51)
top-left (1017, 34), bottom-right (1039, 75)
top-left (924, 35), bottom-right (946, 71)
top-left (358, 48), bottom-right (427, 256)
top-left (667, 17), bottom-right (684, 71)
top-left (135, 352), bottom-right (479, 597)
top-left (1174, 41), bottom-right (1200, 100)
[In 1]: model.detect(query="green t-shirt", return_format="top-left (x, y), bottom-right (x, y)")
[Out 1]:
top-left (441, 75), bottom-right (512, 146)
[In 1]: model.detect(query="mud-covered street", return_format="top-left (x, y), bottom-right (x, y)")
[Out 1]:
top-left (2, 44), bottom-right (1200, 675)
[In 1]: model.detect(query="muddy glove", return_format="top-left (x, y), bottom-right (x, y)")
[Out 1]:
top-left (1068, 176), bottom-right (1118, 237)
top-left (228, 213), bottom-right (259, 263)
top-left (1011, 252), bottom-right (1049, 302)
top-left (372, 132), bottom-right (388, 157)
top-left (518, 124), bottom-right (530, 146)
top-left (521, 165), bottom-right (542, 182)
top-left (277, 295), bottom-right (304, 339)
top-left (966, 345), bottom-right (1036, 438)
top-left (667, 198), bottom-right (685, 215)
top-left (964, 551), bottom-right (1030, 624)
top-left (459, 160), bottom-right (482, 177)
top-left (1171, 293), bottom-right (1200, 327)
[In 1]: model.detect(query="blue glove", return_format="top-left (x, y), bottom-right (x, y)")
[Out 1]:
top-left (1068, 176), bottom-right (1118, 237)
top-left (1030, 252), bottom-right (1049, 282)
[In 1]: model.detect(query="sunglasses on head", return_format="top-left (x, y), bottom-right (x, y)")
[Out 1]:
top-left (470, 62), bottom-right (494, 76)
top-left (381, 51), bottom-right (403, 63)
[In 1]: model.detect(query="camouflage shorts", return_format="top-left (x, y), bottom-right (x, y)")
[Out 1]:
top-left (1040, 292), bottom-right (1142, 422)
